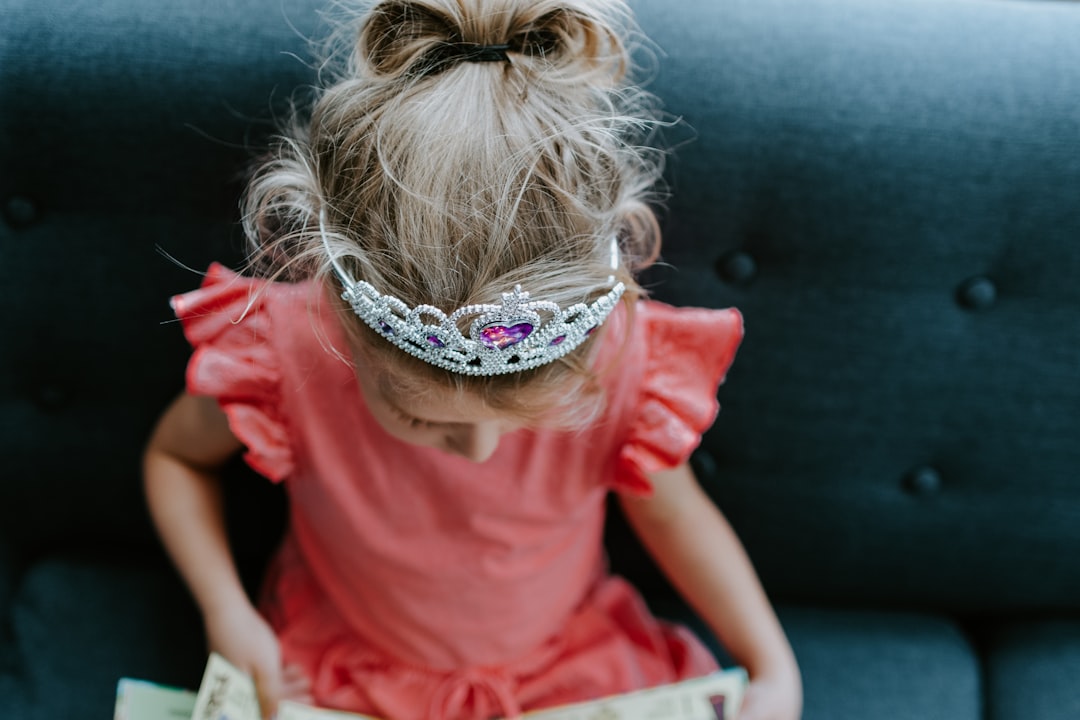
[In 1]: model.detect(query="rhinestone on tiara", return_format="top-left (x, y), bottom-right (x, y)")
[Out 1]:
top-left (319, 211), bottom-right (625, 376)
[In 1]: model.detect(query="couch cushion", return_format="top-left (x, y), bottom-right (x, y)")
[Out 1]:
top-left (782, 607), bottom-right (981, 720)
top-left (983, 619), bottom-right (1080, 720)
top-left (648, 593), bottom-right (981, 720)
top-left (0, 552), bottom-right (205, 720)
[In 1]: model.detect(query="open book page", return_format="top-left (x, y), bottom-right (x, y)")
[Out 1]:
top-left (117, 653), bottom-right (747, 720)
top-left (517, 670), bottom-right (746, 720)
top-left (278, 700), bottom-right (381, 719)
top-left (189, 653), bottom-right (263, 720)
top-left (114, 678), bottom-right (196, 720)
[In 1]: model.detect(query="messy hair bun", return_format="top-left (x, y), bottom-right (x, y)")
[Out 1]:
top-left (357, 0), bottom-right (627, 85)
top-left (243, 0), bottom-right (665, 423)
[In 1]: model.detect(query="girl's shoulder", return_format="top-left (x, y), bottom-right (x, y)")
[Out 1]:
top-left (635, 300), bottom-right (744, 375)
top-left (170, 264), bottom-right (320, 481)
top-left (598, 299), bottom-right (743, 385)
top-left (171, 263), bottom-right (333, 346)
top-left (599, 300), bottom-right (744, 495)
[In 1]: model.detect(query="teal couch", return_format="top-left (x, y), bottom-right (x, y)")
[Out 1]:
top-left (2, 1), bottom-right (1079, 718)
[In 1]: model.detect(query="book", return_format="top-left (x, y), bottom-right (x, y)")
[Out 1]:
top-left (116, 653), bottom-right (747, 720)
top-left (114, 678), bottom-right (196, 720)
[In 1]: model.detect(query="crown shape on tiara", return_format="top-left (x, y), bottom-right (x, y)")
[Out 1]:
top-left (320, 212), bottom-right (625, 376)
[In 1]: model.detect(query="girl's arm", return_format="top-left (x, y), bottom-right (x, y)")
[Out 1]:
top-left (618, 462), bottom-right (803, 720)
top-left (143, 392), bottom-right (247, 620)
top-left (143, 392), bottom-right (305, 717)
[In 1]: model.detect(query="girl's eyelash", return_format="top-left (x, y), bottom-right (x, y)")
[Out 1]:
top-left (392, 407), bottom-right (435, 429)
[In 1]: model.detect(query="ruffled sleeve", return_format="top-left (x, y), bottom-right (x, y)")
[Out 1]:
top-left (171, 263), bottom-right (295, 482)
top-left (613, 303), bottom-right (744, 496)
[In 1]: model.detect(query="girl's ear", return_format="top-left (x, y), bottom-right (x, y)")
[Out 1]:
top-left (616, 201), bottom-right (662, 275)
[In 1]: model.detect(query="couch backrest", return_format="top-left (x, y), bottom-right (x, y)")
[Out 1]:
top-left (0, 0), bottom-right (323, 553)
top-left (2, 0), bottom-right (1079, 614)
top-left (627, 0), bottom-right (1080, 613)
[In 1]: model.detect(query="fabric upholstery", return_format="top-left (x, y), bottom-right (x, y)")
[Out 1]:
top-left (8, 554), bottom-right (204, 719)
top-left (2, 0), bottom-right (1078, 718)
top-left (782, 608), bottom-right (982, 720)
top-left (629, 0), bottom-right (1080, 612)
top-left (983, 620), bottom-right (1080, 720)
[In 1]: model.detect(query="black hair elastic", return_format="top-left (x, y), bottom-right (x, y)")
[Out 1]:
top-left (417, 42), bottom-right (512, 76)
top-left (455, 43), bottom-right (512, 63)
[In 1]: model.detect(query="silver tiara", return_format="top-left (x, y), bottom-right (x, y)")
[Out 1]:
top-left (319, 211), bottom-right (626, 376)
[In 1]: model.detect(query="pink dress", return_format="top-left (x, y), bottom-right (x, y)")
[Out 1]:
top-left (173, 263), bottom-right (744, 720)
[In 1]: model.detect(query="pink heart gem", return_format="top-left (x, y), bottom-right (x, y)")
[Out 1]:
top-left (479, 322), bottom-right (534, 349)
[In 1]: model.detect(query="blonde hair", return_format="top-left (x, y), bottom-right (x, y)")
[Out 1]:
top-left (242, 0), bottom-right (666, 427)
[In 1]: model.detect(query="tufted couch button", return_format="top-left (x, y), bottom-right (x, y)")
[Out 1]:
top-left (716, 250), bottom-right (757, 285)
top-left (3, 195), bottom-right (40, 228)
top-left (956, 275), bottom-right (997, 311)
top-left (903, 466), bottom-right (942, 497)
top-left (35, 384), bottom-right (72, 413)
top-left (690, 450), bottom-right (718, 481)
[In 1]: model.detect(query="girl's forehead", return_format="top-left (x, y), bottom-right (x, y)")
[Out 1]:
top-left (396, 388), bottom-right (502, 423)
top-left (375, 372), bottom-right (513, 423)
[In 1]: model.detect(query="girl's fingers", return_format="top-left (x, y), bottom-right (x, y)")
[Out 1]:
top-left (282, 664), bottom-right (309, 682)
top-left (252, 666), bottom-right (283, 720)
top-left (280, 663), bottom-right (313, 701)
top-left (287, 693), bottom-right (316, 707)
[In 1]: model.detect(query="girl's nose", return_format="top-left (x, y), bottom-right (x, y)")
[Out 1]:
top-left (447, 421), bottom-right (503, 463)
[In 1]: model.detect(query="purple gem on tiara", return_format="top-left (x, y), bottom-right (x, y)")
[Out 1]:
top-left (479, 322), bottom-right (534, 350)
top-left (550, 335), bottom-right (566, 346)
top-left (426, 335), bottom-right (445, 347)
top-left (380, 322), bottom-right (394, 335)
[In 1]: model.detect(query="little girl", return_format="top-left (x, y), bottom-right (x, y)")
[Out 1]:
top-left (143, 1), bottom-right (801, 719)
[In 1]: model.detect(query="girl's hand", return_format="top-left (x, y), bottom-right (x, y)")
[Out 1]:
top-left (204, 601), bottom-right (312, 719)
top-left (737, 669), bottom-right (803, 720)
